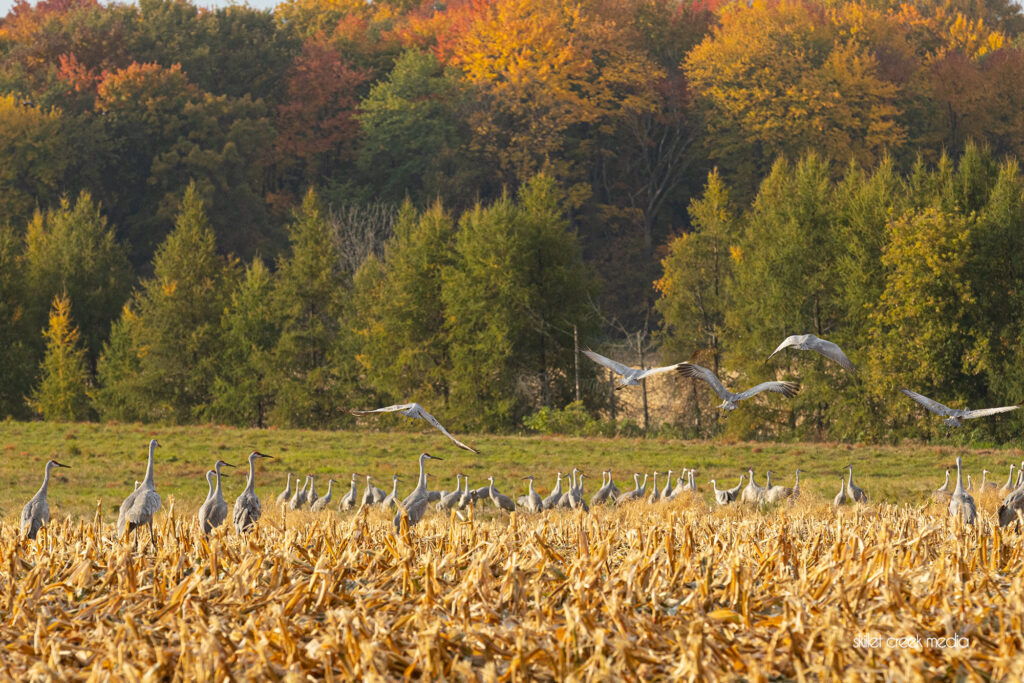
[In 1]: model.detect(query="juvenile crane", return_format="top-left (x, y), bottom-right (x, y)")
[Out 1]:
top-left (118, 439), bottom-right (162, 550)
top-left (393, 452), bottom-right (443, 532)
top-left (233, 451), bottom-right (273, 534)
top-left (352, 403), bottom-right (478, 453)
top-left (21, 459), bottom-right (70, 540)
top-left (198, 459), bottom-right (235, 534)
top-left (677, 363), bottom-right (800, 410)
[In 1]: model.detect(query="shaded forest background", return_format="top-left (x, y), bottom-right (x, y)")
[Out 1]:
top-left (4, 0), bottom-right (1024, 442)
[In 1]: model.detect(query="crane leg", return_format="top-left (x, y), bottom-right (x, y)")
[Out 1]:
top-left (149, 521), bottom-right (157, 551)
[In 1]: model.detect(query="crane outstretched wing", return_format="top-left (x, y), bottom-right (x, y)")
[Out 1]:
top-left (766, 335), bottom-right (802, 361)
top-left (417, 408), bottom-right (479, 453)
top-left (735, 381), bottom-right (800, 401)
top-left (900, 389), bottom-right (952, 416)
top-left (807, 336), bottom-right (856, 372)
top-left (675, 363), bottom-right (731, 400)
top-left (351, 403), bottom-right (417, 416)
top-left (635, 363), bottom-right (682, 380)
top-left (582, 350), bottom-right (635, 378)
top-left (963, 405), bottom-right (1020, 420)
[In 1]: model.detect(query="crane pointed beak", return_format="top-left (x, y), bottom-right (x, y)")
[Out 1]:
top-left (56, 462), bottom-right (71, 468)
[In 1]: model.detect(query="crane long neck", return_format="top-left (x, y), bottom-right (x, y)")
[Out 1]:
top-left (285, 473), bottom-right (292, 494)
top-left (38, 463), bottom-right (53, 498)
top-left (953, 458), bottom-right (964, 494)
top-left (417, 455), bottom-right (428, 492)
top-left (689, 470), bottom-right (695, 487)
top-left (245, 455), bottom-right (257, 493)
top-left (143, 442), bottom-right (156, 488)
top-left (325, 480), bottom-right (334, 496)
top-left (204, 473), bottom-right (215, 501)
top-left (214, 470), bottom-right (224, 498)
top-left (392, 478), bottom-right (399, 496)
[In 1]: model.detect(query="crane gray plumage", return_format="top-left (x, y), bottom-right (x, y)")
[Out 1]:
top-left (709, 479), bottom-right (732, 506)
top-left (617, 473), bottom-right (647, 503)
top-left (307, 476), bottom-right (319, 508)
top-left (790, 469), bottom-right (803, 500)
top-left (198, 459), bottom-right (235, 534)
top-left (677, 363), bottom-right (799, 410)
top-left (541, 473), bottom-right (564, 510)
top-left (361, 475), bottom-right (380, 508)
top-left (567, 473), bottom-right (589, 511)
top-left (21, 459), bottom-right (70, 540)
top-left (933, 468), bottom-right (952, 503)
top-left (289, 475), bottom-right (310, 510)
top-left (117, 439), bottom-right (162, 549)
top-left (981, 469), bottom-right (996, 492)
top-left (519, 476), bottom-right (543, 513)
top-left (311, 479), bottom-right (336, 511)
top-left (581, 349), bottom-right (681, 389)
top-left (1001, 464), bottom-right (1017, 494)
top-left (437, 474), bottom-right (464, 511)
top-left (998, 480), bottom-right (1024, 527)
top-left (949, 455), bottom-right (977, 524)
top-left (382, 475), bottom-right (401, 509)
top-left (557, 468), bottom-right (581, 509)
top-left (762, 470), bottom-right (793, 504)
top-left (647, 472), bottom-right (661, 504)
top-left (660, 470), bottom-right (674, 500)
top-left (276, 473), bottom-right (294, 508)
top-left (590, 470), bottom-right (614, 507)
top-left (900, 388), bottom-right (1019, 428)
top-left (767, 334), bottom-right (855, 372)
top-left (352, 403), bottom-right (478, 453)
top-left (339, 473), bottom-right (359, 511)
top-left (725, 473), bottom-right (745, 501)
top-left (740, 468), bottom-right (764, 504)
top-left (844, 464), bottom-right (867, 502)
top-left (393, 452), bottom-right (443, 532)
top-left (487, 476), bottom-right (516, 512)
top-left (232, 451), bottom-right (273, 534)
top-left (671, 469), bottom-right (688, 498)
top-left (832, 475), bottom-right (848, 510)
top-left (457, 476), bottom-right (475, 509)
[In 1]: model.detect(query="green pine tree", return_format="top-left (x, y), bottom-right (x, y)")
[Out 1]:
top-left (30, 293), bottom-right (92, 421)
top-left (0, 227), bottom-right (33, 419)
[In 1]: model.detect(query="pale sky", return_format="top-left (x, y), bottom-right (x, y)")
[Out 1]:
top-left (0, 0), bottom-right (282, 17)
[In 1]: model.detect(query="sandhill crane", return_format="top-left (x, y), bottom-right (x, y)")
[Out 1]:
top-left (487, 476), bottom-right (516, 512)
top-left (557, 469), bottom-right (580, 509)
top-left (590, 471), bottom-right (614, 507)
top-left (393, 452), bottom-right (443, 532)
top-left (352, 403), bottom-right (478, 453)
top-left (710, 479), bottom-right (732, 506)
top-left (790, 469), bottom-right (803, 500)
top-left (519, 476), bottom-right (543, 513)
top-left (382, 475), bottom-right (401, 509)
top-left (833, 476), bottom-right (848, 510)
top-left (542, 473), bottom-right (564, 510)
top-left (21, 459), bottom-right (70, 540)
top-left (118, 439), bottom-right (162, 550)
top-left (981, 469), bottom-right (996, 491)
top-left (437, 473), bottom-right (464, 511)
top-left (763, 470), bottom-right (793, 504)
top-left (725, 473), bottom-right (745, 500)
top-left (198, 459), bottom-right (234, 534)
top-left (200, 470), bottom-right (215, 509)
top-left (933, 468), bottom-right (952, 503)
top-left (677, 363), bottom-right (800, 410)
top-left (671, 469), bottom-right (688, 498)
top-left (900, 388), bottom-right (1019, 428)
top-left (740, 468), bottom-right (764, 504)
top-left (1002, 464), bottom-right (1017, 494)
top-left (617, 474), bottom-right (647, 503)
top-left (307, 476), bottom-right (319, 508)
top-left (289, 475), bottom-right (310, 510)
top-left (844, 464), bottom-right (867, 502)
top-left (687, 469), bottom-right (698, 493)
top-left (606, 471), bottom-right (621, 500)
top-left (339, 473), bottom-right (359, 511)
top-left (949, 455), bottom-right (977, 525)
top-left (568, 474), bottom-right (589, 511)
top-left (233, 451), bottom-right (273, 534)
top-left (966, 474), bottom-right (974, 493)
top-left (767, 334), bottom-right (855, 372)
top-left (361, 475), bottom-right (380, 508)
top-left (660, 470), bottom-right (674, 500)
top-left (311, 479), bottom-right (336, 511)
top-left (457, 476), bottom-right (475, 509)
top-left (276, 473), bottom-right (294, 508)
top-left (581, 349), bottom-right (681, 389)
top-left (648, 472), bottom-right (661, 504)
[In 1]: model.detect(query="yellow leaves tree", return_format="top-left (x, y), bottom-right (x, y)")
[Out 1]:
top-left (30, 293), bottom-right (92, 421)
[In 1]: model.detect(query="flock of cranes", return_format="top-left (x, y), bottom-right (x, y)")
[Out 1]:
top-left (16, 332), bottom-right (1024, 541)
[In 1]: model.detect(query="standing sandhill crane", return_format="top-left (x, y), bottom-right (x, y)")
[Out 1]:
top-left (118, 439), bottom-right (162, 550)
top-left (393, 452), bottom-right (443, 532)
top-left (687, 469), bottom-right (698, 493)
top-left (648, 472), bottom-right (661, 504)
top-left (966, 474), bottom-right (974, 494)
top-left (617, 474), bottom-right (647, 503)
top-left (555, 469), bottom-right (579, 509)
top-left (581, 349), bottom-right (681, 389)
top-left (725, 473), bottom-right (745, 501)
top-left (339, 473), bottom-right (359, 511)
top-left (709, 479), bottom-right (732, 506)
top-left (660, 470), bottom-right (675, 500)
top-left (382, 475), bottom-right (401, 509)
top-left (289, 475), bottom-right (310, 510)
top-left (677, 363), bottom-right (800, 410)
top-left (763, 470), bottom-right (793, 504)
top-left (981, 469), bottom-right (996, 492)
top-left (1002, 464), bottom-right (1017, 494)
top-left (590, 471), bottom-right (613, 507)
top-left (606, 471), bottom-right (621, 500)
top-left (567, 474), bottom-right (589, 511)
top-left (767, 334), bottom-right (856, 372)
top-left (198, 459), bottom-right (235, 534)
top-left (457, 476), bottom-right (475, 510)
top-left (361, 475), bottom-right (380, 508)
top-left (542, 473), bottom-right (564, 510)
top-left (519, 476), bottom-right (543, 513)
top-left (844, 464), bottom-right (867, 502)
top-left (832, 476), bottom-right (848, 510)
top-left (933, 468), bottom-right (952, 503)
top-left (233, 451), bottom-right (273, 534)
top-left (487, 476), bottom-right (516, 512)
top-left (790, 469), bottom-right (803, 500)
top-left (437, 473), bottom-right (464, 511)
top-left (671, 469), bottom-right (688, 498)
top-left (311, 479), bottom-right (336, 511)
top-left (998, 476), bottom-right (1024, 527)
top-left (351, 403), bottom-right (478, 453)
top-left (307, 476), bottom-right (319, 508)
top-left (900, 388), bottom-right (1019, 428)
top-left (740, 468), bottom-right (764, 504)
top-left (200, 470), bottom-right (215, 510)
top-left (276, 473), bottom-right (294, 508)
top-left (949, 455), bottom-right (977, 525)
top-left (21, 459), bottom-right (70, 540)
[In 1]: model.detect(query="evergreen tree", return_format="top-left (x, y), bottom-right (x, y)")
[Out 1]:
top-left (0, 227), bottom-right (34, 419)
top-left (267, 189), bottom-right (353, 428)
top-left (30, 293), bottom-right (92, 421)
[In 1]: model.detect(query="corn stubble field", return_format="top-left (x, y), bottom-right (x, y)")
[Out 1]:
top-left (3, 487), bottom-right (1024, 681)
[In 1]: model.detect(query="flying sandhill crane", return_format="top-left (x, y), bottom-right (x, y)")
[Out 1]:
top-left (542, 473), bottom-right (564, 510)
top-left (311, 479), bottom-right (336, 511)
top-left (352, 403), bottom-right (478, 453)
top-left (339, 473), bottom-right (359, 511)
top-left (581, 349), bottom-right (681, 389)
top-left (382, 475), bottom-right (401, 510)
top-left (933, 468), bottom-right (952, 503)
top-left (519, 476), bottom-right (543, 513)
top-left (740, 468), bottom-right (764, 504)
top-left (276, 474), bottom-right (294, 508)
top-left (21, 459), bottom-right (70, 540)
top-left (832, 476), bottom-right (848, 510)
top-left (725, 473), bottom-right (745, 501)
top-left (767, 334), bottom-right (856, 372)
top-left (648, 472), bottom-right (661, 504)
top-left (393, 452), bottom-right (443, 532)
top-left (487, 476), bottom-right (516, 512)
top-left (709, 479), bottom-right (732, 506)
top-left (289, 475), bottom-right (310, 510)
top-left (118, 439), bottom-right (162, 550)
top-left (844, 464), bottom-right (867, 502)
top-left (949, 455), bottom-right (977, 524)
top-left (437, 473), bottom-right (464, 511)
top-left (1002, 464), bottom-right (1017, 494)
top-left (677, 363), bottom-right (800, 411)
top-left (198, 459), bottom-right (235, 534)
top-left (233, 451), bottom-right (273, 533)
top-left (900, 388), bottom-right (1019, 428)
